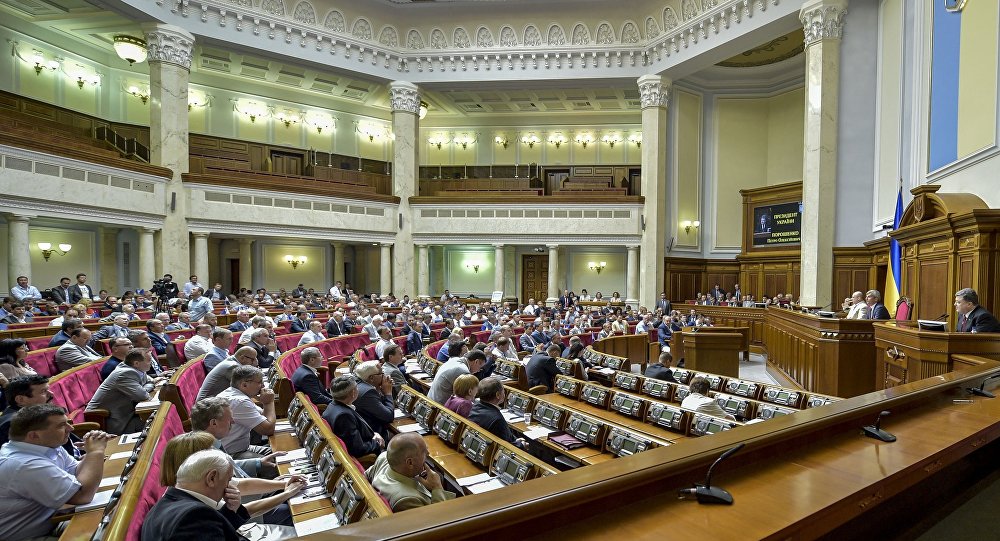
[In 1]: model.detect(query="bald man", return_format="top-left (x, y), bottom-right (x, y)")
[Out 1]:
top-left (365, 433), bottom-right (455, 512)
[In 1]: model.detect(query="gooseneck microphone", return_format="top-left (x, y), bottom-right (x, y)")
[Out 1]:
top-left (967, 373), bottom-right (1000, 399)
top-left (862, 410), bottom-right (896, 442)
top-left (678, 443), bottom-right (745, 505)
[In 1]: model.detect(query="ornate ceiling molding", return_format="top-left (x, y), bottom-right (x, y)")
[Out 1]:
top-left (186, 218), bottom-right (396, 241)
top-left (131, 0), bottom-right (784, 80)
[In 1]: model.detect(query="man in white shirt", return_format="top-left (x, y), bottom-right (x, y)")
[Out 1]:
top-left (845, 291), bottom-right (870, 319)
top-left (217, 366), bottom-right (276, 463)
top-left (374, 326), bottom-right (394, 359)
top-left (681, 377), bottom-right (736, 421)
top-left (329, 281), bottom-right (344, 300)
top-left (186, 287), bottom-right (214, 322)
top-left (184, 324), bottom-right (215, 361)
top-left (183, 275), bottom-right (206, 297)
top-left (297, 320), bottom-right (327, 347)
top-left (523, 298), bottom-right (538, 316)
top-left (10, 276), bottom-right (42, 302)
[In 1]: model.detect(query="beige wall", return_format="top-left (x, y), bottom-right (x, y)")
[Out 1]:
top-left (444, 248), bottom-right (495, 296)
top-left (259, 243), bottom-right (327, 292)
top-left (675, 89), bottom-right (703, 249)
top-left (566, 252), bottom-right (626, 297)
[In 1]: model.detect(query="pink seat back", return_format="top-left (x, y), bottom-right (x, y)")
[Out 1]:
top-left (277, 332), bottom-right (306, 352)
top-left (25, 347), bottom-right (59, 377)
top-left (895, 301), bottom-right (912, 321)
top-left (26, 336), bottom-right (54, 351)
top-left (175, 359), bottom-right (207, 411)
top-left (124, 404), bottom-right (181, 541)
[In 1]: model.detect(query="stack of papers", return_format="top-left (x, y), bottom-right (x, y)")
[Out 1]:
top-left (289, 489), bottom-right (329, 505)
top-left (466, 478), bottom-right (506, 494)
top-left (396, 424), bottom-right (427, 434)
top-left (107, 450), bottom-right (133, 461)
top-left (393, 408), bottom-right (408, 419)
top-left (456, 472), bottom-right (494, 487)
top-left (408, 371), bottom-right (430, 380)
top-left (273, 421), bottom-right (294, 433)
top-left (135, 398), bottom-right (161, 409)
top-left (76, 489), bottom-right (114, 511)
top-left (523, 426), bottom-right (554, 440)
top-left (275, 448), bottom-right (308, 464)
top-left (99, 476), bottom-right (121, 489)
top-left (501, 411), bottom-right (524, 423)
top-left (294, 514), bottom-right (341, 536)
top-left (597, 368), bottom-right (615, 375)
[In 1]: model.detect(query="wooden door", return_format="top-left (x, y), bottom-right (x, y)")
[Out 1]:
top-left (271, 151), bottom-right (303, 175)
top-left (521, 255), bottom-right (549, 304)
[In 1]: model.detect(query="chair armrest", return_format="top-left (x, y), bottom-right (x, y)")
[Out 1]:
top-left (71, 422), bottom-right (102, 436)
top-left (83, 409), bottom-right (109, 429)
top-left (358, 453), bottom-right (378, 469)
top-left (527, 385), bottom-right (548, 396)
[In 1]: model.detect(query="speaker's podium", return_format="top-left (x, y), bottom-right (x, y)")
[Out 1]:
top-left (874, 321), bottom-right (1000, 389)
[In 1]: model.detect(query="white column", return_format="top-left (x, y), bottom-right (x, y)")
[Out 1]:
top-left (139, 227), bottom-right (157, 289)
top-left (238, 239), bottom-right (253, 291)
top-left (6, 214), bottom-right (31, 284)
top-left (332, 242), bottom-right (346, 285)
top-left (192, 232), bottom-right (210, 288)
top-left (626, 245), bottom-right (640, 305)
top-left (504, 245), bottom-right (516, 299)
top-left (417, 244), bottom-right (430, 299)
top-left (99, 227), bottom-right (119, 294)
top-left (144, 24), bottom-right (194, 279)
top-left (380, 243), bottom-right (393, 296)
top-left (546, 244), bottom-right (559, 305)
top-left (637, 75), bottom-right (670, 310)
top-left (493, 243), bottom-right (505, 294)
top-left (799, 0), bottom-right (847, 307)
top-left (389, 81), bottom-right (419, 298)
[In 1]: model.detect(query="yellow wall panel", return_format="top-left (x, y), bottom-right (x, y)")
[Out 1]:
top-left (765, 88), bottom-right (805, 184)
top-left (957, 0), bottom-right (999, 158)
top-left (716, 97), bottom-right (769, 249)
top-left (19, 66), bottom-right (57, 103)
top-left (876, 0), bottom-right (903, 223)
top-left (261, 244), bottom-right (326, 292)
top-left (676, 90), bottom-right (702, 247)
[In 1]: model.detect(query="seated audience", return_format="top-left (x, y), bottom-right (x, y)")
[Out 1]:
top-left (526, 344), bottom-right (561, 392)
top-left (247, 328), bottom-right (278, 369)
top-left (86, 348), bottom-right (164, 434)
top-left (141, 449), bottom-right (250, 541)
top-left (681, 377), bottom-right (736, 421)
top-left (644, 351), bottom-right (678, 383)
top-left (0, 375), bottom-right (82, 456)
top-left (381, 344), bottom-right (407, 397)
top-left (0, 338), bottom-right (35, 381)
top-left (190, 397), bottom-right (282, 479)
top-left (0, 404), bottom-right (114, 541)
top-left (184, 323), bottom-right (214, 360)
top-left (467, 376), bottom-right (528, 450)
top-left (290, 346), bottom-right (332, 405)
top-left (443, 374), bottom-right (479, 417)
top-left (428, 349), bottom-right (486, 404)
top-left (90, 315), bottom-right (131, 343)
top-left (322, 375), bottom-right (384, 458)
top-left (197, 346), bottom-right (260, 402)
top-left (203, 328), bottom-right (235, 371)
top-left (217, 366), bottom-right (276, 461)
top-left (54, 328), bottom-right (103, 373)
top-left (353, 361), bottom-right (396, 441)
top-left (297, 320), bottom-right (326, 346)
top-left (366, 433), bottom-right (456, 512)
top-left (99, 337), bottom-right (133, 380)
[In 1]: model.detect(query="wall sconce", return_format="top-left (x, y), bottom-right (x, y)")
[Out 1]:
top-left (588, 261), bottom-right (607, 274)
top-left (126, 85), bottom-right (149, 104)
top-left (419, 100), bottom-right (428, 120)
top-left (113, 35), bottom-right (147, 65)
top-left (305, 113), bottom-right (334, 134)
top-left (37, 242), bottom-right (72, 261)
top-left (12, 44), bottom-right (60, 76)
top-left (681, 220), bottom-right (701, 233)
top-left (67, 66), bottom-right (100, 89)
top-left (454, 134), bottom-right (476, 149)
top-left (274, 111), bottom-right (301, 128)
top-left (234, 100), bottom-right (268, 123)
top-left (466, 261), bottom-right (481, 273)
top-left (284, 255), bottom-right (307, 269)
top-left (427, 134), bottom-right (450, 150)
top-left (521, 134), bottom-right (540, 148)
top-left (628, 133), bottom-right (643, 148)
top-left (494, 135), bottom-right (509, 149)
top-left (357, 123), bottom-right (384, 142)
top-left (575, 133), bottom-right (594, 148)
top-left (548, 133), bottom-right (567, 148)
top-left (188, 92), bottom-right (212, 111)
top-left (602, 134), bottom-right (622, 148)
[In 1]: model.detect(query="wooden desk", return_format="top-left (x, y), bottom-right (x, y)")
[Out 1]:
top-left (681, 331), bottom-right (743, 378)
top-left (590, 334), bottom-right (657, 373)
top-left (873, 321), bottom-right (1000, 389)
top-left (58, 435), bottom-right (138, 538)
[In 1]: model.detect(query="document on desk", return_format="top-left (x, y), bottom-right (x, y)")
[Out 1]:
top-left (467, 478), bottom-right (506, 494)
top-left (75, 489), bottom-right (114, 512)
top-left (99, 475), bottom-right (121, 488)
top-left (396, 423), bottom-right (427, 434)
top-left (275, 448), bottom-right (308, 464)
top-left (135, 398), bottom-right (161, 409)
top-left (294, 514), bottom-right (341, 536)
top-left (522, 426), bottom-right (554, 440)
top-left (272, 421), bottom-right (294, 433)
top-left (394, 408), bottom-right (408, 419)
top-left (289, 489), bottom-right (329, 506)
top-left (596, 367), bottom-right (615, 375)
top-left (500, 409), bottom-right (524, 423)
top-left (407, 371), bottom-right (429, 380)
top-left (118, 432), bottom-right (141, 445)
top-left (456, 472), bottom-right (494, 487)
top-left (107, 450), bottom-right (133, 461)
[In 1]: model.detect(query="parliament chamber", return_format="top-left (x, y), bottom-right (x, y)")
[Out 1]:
top-left (2, 0), bottom-right (1000, 539)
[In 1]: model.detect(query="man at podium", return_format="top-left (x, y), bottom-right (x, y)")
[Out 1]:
top-left (954, 288), bottom-right (1000, 333)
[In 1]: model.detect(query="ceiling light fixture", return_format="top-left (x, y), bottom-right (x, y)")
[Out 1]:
top-left (113, 35), bottom-right (148, 65)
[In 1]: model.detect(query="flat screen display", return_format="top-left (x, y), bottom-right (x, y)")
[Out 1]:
top-left (753, 201), bottom-right (802, 246)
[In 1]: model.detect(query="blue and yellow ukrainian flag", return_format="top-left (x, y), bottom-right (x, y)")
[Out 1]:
top-left (928, 0), bottom-right (999, 171)
top-left (884, 185), bottom-right (903, 316)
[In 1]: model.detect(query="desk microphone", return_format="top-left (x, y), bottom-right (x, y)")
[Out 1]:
top-left (678, 443), bottom-right (745, 505)
top-left (862, 410), bottom-right (896, 442)
top-left (934, 313), bottom-right (949, 322)
top-left (967, 373), bottom-right (1000, 399)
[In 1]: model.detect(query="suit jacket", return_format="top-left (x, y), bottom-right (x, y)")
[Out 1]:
top-left (846, 302), bottom-right (870, 319)
top-left (519, 332), bottom-right (539, 352)
top-left (869, 303), bottom-right (890, 320)
top-left (531, 329), bottom-right (550, 345)
top-left (655, 299), bottom-right (671, 313)
top-left (656, 322), bottom-right (673, 346)
top-left (87, 363), bottom-right (150, 434)
top-left (67, 284), bottom-right (91, 304)
top-left (228, 321), bottom-right (249, 332)
top-left (468, 401), bottom-right (516, 444)
top-left (326, 318), bottom-right (348, 337)
top-left (100, 356), bottom-right (124, 381)
top-left (141, 487), bottom-right (250, 541)
top-left (644, 363), bottom-right (677, 383)
top-left (366, 452), bottom-right (455, 512)
top-left (290, 318), bottom-right (310, 333)
top-left (525, 353), bottom-right (559, 392)
top-left (51, 286), bottom-right (73, 305)
top-left (957, 306), bottom-right (1000, 333)
top-left (91, 324), bottom-right (130, 344)
top-left (249, 340), bottom-right (276, 369)
top-left (321, 401), bottom-right (381, 458)
top-left (353, 381), bottom-right (395, 441)
top-left (404, 331), bottom-right (422, 356)
top-left (291, 365), bottom-right (332, 405)
top-left (197, 359), bottom-right (241, 403)
top-left (55, 342), bottom-right (103, 372)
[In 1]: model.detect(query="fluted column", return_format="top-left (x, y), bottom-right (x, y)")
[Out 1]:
top-left (192, 232), bottom-right (210, 288)
top-left (99, 227), bottom-right (119, 294)
top-left (380, 243), bottom-right (393, 296)
top-left (493, 243), bottom-right (505, 294)
top-left (144, 23), bottom-right (194, 279)
top-left (238, 238), bottom-right (253, 291)
top-left (799, 0), bottom-right (847, 307)
top-left (139, 227), bottom-right (157, 289)
top-left (6, 214), bottom-right (31, 284)
top-left (389, 81), bottom-right (419, 297)
top-left (546, 244), bottom-right (559, 306)
top-left (332, 242), bottom-right (346, 285)
top-left (417, 244), bottom-right (430, 299)
top-left (637, 75), bottom-right (670, 309)
top-left (626, 245), bottom-right (640, 305)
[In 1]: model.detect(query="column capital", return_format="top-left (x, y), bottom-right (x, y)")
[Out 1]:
top-left (142, 23), bottom-right (195, 70)
top-left (637, 74), bottom-right (672, 109)
top-left (191, 231), bottom-right (210, 239)
top-left (626, 245), bottom-right (640, 250)
top-left (388, 81), bottom-right (421, 115)
top-left (492, 243), bottom-right (505, 249)
top-left (415, 243), bottom-right (428, 249)
top-left (800, 0), bottom-right (848, 46)
top-left (141, 227), bottom-right (160, 234)
top-left (331, 241), bottom-right (345, 248)
top-left (4, 213), bottom-right (32, 223)
top-left (546, 244), bottom-right (559, 250)
top-left (380, 242), bottom-right (394, 248)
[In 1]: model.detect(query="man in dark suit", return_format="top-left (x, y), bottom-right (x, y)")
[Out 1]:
top-left (644, 351), bottom-right (678, 382)
top-left (468, 377), bottom-right (528, 449)
top-left (321, 375), bottom-right (384, 458)
top-left (87, 349), bottom-right (162, 435)
top-left (291, 347), bottom-right (332, 405)
top-left (954, 288), bottom-right (1000, 333)
top-left (865, 290), bottom-right (891, 320)
top-left (655, 293), bottom-right (671, 313)
top-left (526, 344), bottom-right (561, 392)
top-left (558, 289), bottom-right (574, 310)
top-left (50, 277), bottom-right (73, 306)
top-left (711, 284), bottom-right (726, 302)
top-left (141, 449), bottom-right (251, 541)
top-left (290, 311), bottom-right (311, 333)
top-left (325, 311), bottom-right (349, 336)
top-left (247, 328), bottom-right (278, 369)
top-left (67, 273), bottom-right (92, 304)
top-left (352, 361), bottom-right (395, 441)
top-left (227, 311), bottom-right (252, 333)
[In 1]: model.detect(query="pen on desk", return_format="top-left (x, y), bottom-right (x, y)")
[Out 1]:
top-left (953, 399), bottom-right (974, 404)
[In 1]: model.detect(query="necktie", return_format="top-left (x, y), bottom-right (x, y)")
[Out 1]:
top-left (962, 316), bottom-right (968, 332)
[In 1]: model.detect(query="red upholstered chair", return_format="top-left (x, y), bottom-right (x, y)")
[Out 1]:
top-left (895, 297), bottom-right (913, 321)
top-left (25, 347), bottom-right (59, 377)
top-left (26, 335), bottom-right (54, 351)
